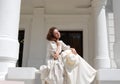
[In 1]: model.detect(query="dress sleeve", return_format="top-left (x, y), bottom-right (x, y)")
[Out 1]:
top-left (46, 41), bottom-right (56, 65)
top-left (60, 40), bottom-right (70, 50)
top-left (47, 41), bottom-right (56, 57)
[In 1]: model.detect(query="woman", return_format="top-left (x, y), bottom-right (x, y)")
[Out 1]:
top-left (40, 27), bottom-right (96, 84)
top-left (46, 27), bottom-right (76, 84)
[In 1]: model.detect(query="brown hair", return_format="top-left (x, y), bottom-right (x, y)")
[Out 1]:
top-left (46, 27), bottom-right (58, 41)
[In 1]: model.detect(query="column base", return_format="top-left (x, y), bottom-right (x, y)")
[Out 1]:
top-left (0, 62), bottom-right (16, 80)
top-left (94, 57), bottom-right (111, 69)
top-left (0, 72), bottom-right (7, 80)
top-left (114, 42), bottom-right (120, 68)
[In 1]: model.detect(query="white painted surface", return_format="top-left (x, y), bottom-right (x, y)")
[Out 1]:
top-left (19, 15), bottom-right (32, 67)
top-left (92, 0), bottom-right (110, 69)
top-left (27, 8), bottom-right (46, 68)
top-left (6, 67), bottom-right (40, 84)
top-left (0, 81), bottom-right (24, 84)
top-left (97, 69), bottom-right (120, 84)
top-left (113, 0), bottom-right (120, 69)
top-left (0, 0), bottom-right (21, 80)
top-left (7, 67), bottom-right (37, 79)
top-left (5, 68), bottom-right (120, 84)
top-left (20, 0), bottom-right (91, 14)
top-left (106, 12), bottom-right (116, 68)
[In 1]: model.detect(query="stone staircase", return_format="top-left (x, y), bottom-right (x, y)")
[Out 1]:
top-left (3, 67), bottom-right (120, 84)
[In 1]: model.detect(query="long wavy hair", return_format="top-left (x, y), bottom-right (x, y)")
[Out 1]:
top-left (46, 27), bottom-right (58, 41)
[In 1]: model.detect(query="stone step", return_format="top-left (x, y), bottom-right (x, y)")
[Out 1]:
top-left (0, 81), bottom-right (24, 84)
top-left (97, 69), bottom-right (120, 84)
top-left (6, 67), bottom-right (40, 84)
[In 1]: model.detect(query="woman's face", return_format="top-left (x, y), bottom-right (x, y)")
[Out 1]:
top-left (53, 29), bottom-right (61, 40)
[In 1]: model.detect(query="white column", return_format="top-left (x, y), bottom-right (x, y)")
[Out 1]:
top-left (113, 0), bottom-right (120, 68)
top-left (0, 0), bottom-right (21, 80)
top-left (92, 0), bottom-right (111, 69)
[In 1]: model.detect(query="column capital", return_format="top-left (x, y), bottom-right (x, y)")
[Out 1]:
top-left (91, 0), bottom-right (107, 12)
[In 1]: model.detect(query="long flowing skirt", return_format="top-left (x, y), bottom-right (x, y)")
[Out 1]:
top-left (64, 54), bottom-right (97, 84)
top-left (40, 59), bottom-right (65, 84)
top-left (40, 50), bottom-right (97, 84)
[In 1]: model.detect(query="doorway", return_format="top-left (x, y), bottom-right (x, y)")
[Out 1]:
top-left (17, 30), bottom-right (25, 67)
top-left (60, 31), bottom-right (83, 57)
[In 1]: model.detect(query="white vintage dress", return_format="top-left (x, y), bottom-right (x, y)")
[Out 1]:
top-left (40, 40), bottom-right (97, 84)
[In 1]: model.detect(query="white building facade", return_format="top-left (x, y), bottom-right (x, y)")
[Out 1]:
top-left (0, 0), bottom-right (120, 84)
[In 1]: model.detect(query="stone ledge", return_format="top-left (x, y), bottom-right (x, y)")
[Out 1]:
top-left (97, 69), bottom-right (120, 84)
top-left (0, 81), bottom-right (24, 84)
top-left (97, 69), bottom-right (120, 81)
top-left (6, 67), bottom-right (38, 80)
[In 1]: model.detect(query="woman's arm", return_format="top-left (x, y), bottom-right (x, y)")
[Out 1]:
top-left (61, 41), bottom-right (70, 50)
top-left (70, 48), bottom-right (77, 55)
top-left (61, 41), bottom-right (77, 54)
